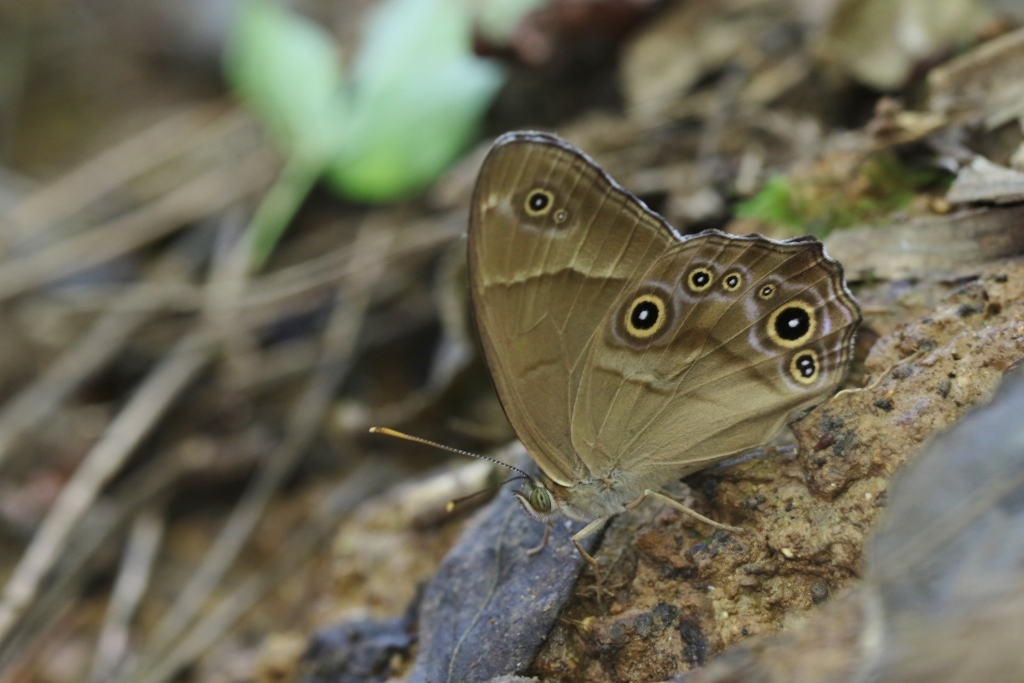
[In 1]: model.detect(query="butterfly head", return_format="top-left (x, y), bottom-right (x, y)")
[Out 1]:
top-left (512, 480), bottom-right (559, 521)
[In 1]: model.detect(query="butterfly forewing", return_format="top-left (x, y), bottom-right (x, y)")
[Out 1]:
top-left (468, 132), bottom-right (680, 486)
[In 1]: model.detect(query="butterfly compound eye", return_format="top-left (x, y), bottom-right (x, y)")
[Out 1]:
top-left (530, 487), bottom-right (553, 513)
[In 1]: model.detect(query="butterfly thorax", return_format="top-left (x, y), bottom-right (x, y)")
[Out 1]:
top-left (513, 469), bottom-right (638, 522)
top-left (551, 469), bottom-right (650, 521)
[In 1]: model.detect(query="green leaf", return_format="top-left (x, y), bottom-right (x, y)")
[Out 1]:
top-left (327, 54), bottom-right (504, 202)
top-left (226, 0), bottom-right (510, 225)
top-left (224, 0), bottom-right (346, 158)
top-left (320, 0), bottom-right (505, 202)
top-left (475, 0), bottom-right (549, 43)
top-left (351, 0), bottom-right (471, 89)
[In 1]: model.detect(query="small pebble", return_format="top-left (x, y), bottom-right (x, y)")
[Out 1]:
top-left (810, 580), bottom-right (829, 604)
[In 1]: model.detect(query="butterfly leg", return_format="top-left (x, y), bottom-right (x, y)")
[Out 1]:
top-left (835, 348), bottom-right (926, 398)
top-left (526, 520), bottom-right (551, 555)
top-left (630, 490), bottom-right (744, 534)
top-left (572, 516), bottom-right (611, 566)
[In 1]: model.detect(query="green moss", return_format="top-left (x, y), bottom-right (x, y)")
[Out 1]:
top-left (735, 176), bottom-right (803, 229)
top-left (736, 152), bottom-right (952, 237)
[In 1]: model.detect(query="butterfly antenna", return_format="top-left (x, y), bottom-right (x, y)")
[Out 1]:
top-left (369, 427), bottom-right (534, 481)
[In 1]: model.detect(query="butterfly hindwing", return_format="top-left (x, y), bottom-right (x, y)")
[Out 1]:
top-left (571, 232), bottom-right (860, 481)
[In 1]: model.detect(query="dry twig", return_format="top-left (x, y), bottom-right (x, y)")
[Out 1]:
top-left (0, 294), bottom-right (152, 471)
top-left (122, 218), bottom-right (396, 681)
top-left (0, 151), bottom-right (274, 301)
top-left (89, 505), bottom-right (167, 683)
top-left (0, 332), bottom-right (213, 644)
top-left (1, 103), bottom-right (244, 247)
top-left (130, 462), bottom-right (401, 683)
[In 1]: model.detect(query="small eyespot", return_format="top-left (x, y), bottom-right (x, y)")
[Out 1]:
top-left (723, 272), bottom-right (742, 291)
top-left (524, 189), bottom-right (554, 216)
top-left (553, 208), bottom-right (568, 223)
top-left (530, 487), bottom-right (553, 513)
top-left (624, 294), bottom-right (667, 339)
top-left (687, 267), bottom-right (714, 293)
top-left (758, 283), bottom-right (776, 300)
top-left (790, 350), bottom-right (820, 385)
top-left (766, 301), bottom-right (817, 348)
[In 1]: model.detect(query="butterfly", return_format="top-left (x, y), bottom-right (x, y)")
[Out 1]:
top-left (467, 131), bottom-right (860, 562)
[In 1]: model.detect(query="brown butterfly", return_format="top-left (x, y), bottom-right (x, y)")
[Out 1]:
top-left (467, 131), bottom-right (861, 563)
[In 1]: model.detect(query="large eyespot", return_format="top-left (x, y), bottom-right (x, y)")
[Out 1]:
top-left (722, 272), bottom-right (742, 291)
top-left (624, 294), bottom-right (667, 339)
top-left (529, 487), bottom-right (553, 513)
top-left (766, 300), bottom-right (817, 348)
top-left (790, 350), bottom-right (820, 385)
top-left (687, 267), bottom-right (714, 293)
top-left (524, 189), bottom-right (554, 216)
top-left (758, 283), bottom-right (777, 300)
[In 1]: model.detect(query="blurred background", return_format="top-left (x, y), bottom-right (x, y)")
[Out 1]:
top-left (0, 0), bottom-right (1022, 681)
